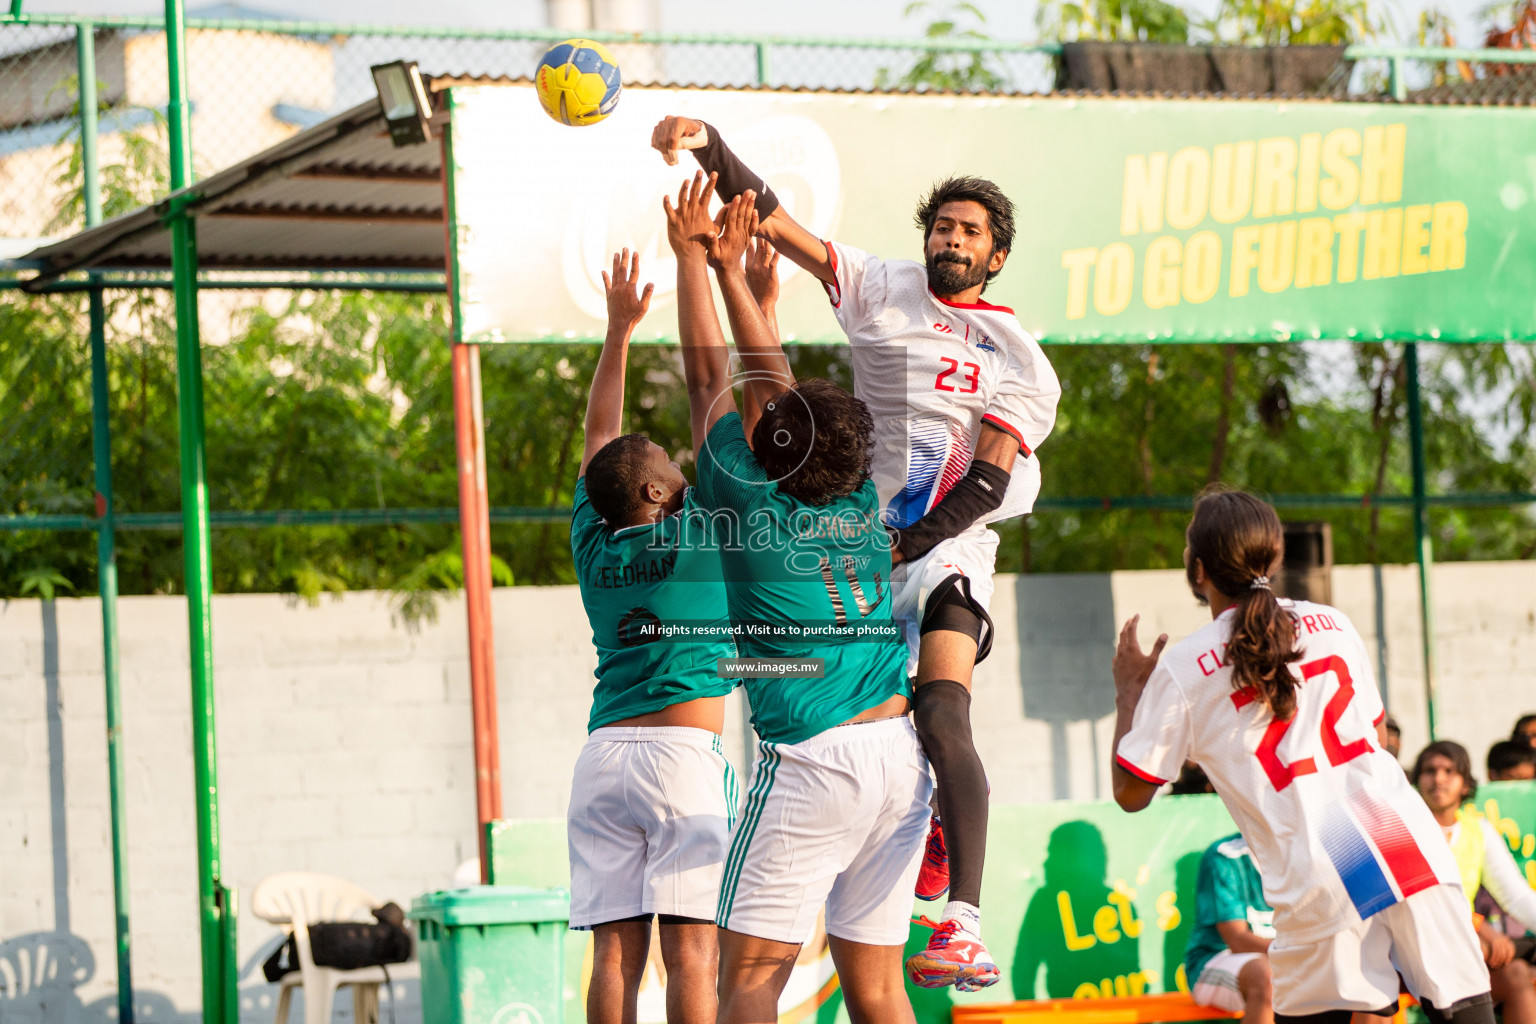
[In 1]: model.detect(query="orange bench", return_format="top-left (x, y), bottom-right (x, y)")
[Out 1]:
top-left (953, 993), bottom-right (1415, 1024)
top-left (951, 993), bottom-right (1240, 1024)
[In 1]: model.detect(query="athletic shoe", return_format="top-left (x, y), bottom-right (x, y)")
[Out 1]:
top-left (914, 816), bottom-right (949, 901)
top-left (905, 916), bottom-right (1000, 992)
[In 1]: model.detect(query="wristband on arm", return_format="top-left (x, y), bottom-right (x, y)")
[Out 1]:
top-left (892, 459), bottom-right (1011, 564)
top-left (689, 122), bottom-right (781, 221)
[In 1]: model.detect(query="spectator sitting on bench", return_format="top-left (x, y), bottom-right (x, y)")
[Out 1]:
top-left (1514, 714), bottom-right (1536, 752)
top-left (1414, 741), bottom-right (1536, 1022)
top-left (1384, 715), bottom-right (1403, 762)
top-left (1476, 740), bottom-right (1536, 956)
top-left (1184, 832), bottom-right (1274, 1024)
top-left (1489, 740), bottom-right (1536, 783)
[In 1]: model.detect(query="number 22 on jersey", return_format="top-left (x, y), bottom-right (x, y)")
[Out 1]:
top-left (1233, 656), bottom-right (1374, 791)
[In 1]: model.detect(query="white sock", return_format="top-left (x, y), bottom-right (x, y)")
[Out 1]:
top-left (940, 900), bottom-right (981, 934)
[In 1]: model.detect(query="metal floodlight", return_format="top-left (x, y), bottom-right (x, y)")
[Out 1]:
top-left (371, 60), bottom-right (433, 148)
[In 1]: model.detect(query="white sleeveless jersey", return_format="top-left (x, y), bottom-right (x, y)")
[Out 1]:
top-left (824, 242), bottom-right (1061, 529)
top-left (1117, 601), bottom-right (1460, 945)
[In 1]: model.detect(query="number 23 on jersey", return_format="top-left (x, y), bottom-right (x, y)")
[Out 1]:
top-left (935, 357), bottom-right (980, 394)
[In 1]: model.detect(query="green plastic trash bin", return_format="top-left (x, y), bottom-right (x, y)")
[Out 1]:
top-left (409, 886), bottom-right (570, 1024)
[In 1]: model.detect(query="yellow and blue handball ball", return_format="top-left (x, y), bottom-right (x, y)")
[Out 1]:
top-left (534, 38), bottom-right (622, 127)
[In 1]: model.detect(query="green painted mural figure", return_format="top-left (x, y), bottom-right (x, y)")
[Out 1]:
top-left (1014, 821), bottom-right (1152, 999)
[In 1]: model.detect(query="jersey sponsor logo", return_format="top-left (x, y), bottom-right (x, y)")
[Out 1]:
top-left (932, 322), bottom-right (955, 334)
top-left (593, 551), bottom-right (678, 589)
top-left (616, 607), bottom-right (661, 647)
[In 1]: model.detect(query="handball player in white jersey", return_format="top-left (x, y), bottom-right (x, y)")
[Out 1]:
top-left (652, 116), bottom-right (1061, 990)
top-left (1112, 489), bottom-right (1493, 1024)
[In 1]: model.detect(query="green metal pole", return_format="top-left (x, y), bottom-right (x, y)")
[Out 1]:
top-left (78, 23), bottom-right (135, 1024)
top-left (1405, 342), bottom-right (1439, 741)
top-left (162, 1), bottom-right (233, 1021)
top-left (754, 42), bottom-right (770, 86)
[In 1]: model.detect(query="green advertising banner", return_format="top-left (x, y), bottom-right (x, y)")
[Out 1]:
top-left (487, 781), bottom-right (1536, 1023)
top-left (449, 85), bottom-right (1536, 345)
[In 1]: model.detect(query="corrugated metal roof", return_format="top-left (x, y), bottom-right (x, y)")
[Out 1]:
top-left (20, 93), bottom-right (446, 286)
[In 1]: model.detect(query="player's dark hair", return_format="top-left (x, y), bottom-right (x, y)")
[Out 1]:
top-left (584, 433), bottom-right (654, 525)
top-left (1186, 486), bottom-right (1300, 720)
top-left (1513, 713), bottom-right (1536, 740)
top-left (1413, 740), bottom-right (1477, 801)
top-left (1488, 739), bottom-right (1536, 777)
top-left (752, 379), bottom-right (874, 506)
top-left (914, 175), bottom-right (1016, 284)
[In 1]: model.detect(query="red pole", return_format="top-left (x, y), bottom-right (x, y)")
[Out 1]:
top-left (442, 113), bottom-right (501, 884)
top-left (452, 342), bottom-right (503, 881)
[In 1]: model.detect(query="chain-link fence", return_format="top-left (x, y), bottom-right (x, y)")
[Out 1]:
top-left (0, 19), bottom-right (1063, 241)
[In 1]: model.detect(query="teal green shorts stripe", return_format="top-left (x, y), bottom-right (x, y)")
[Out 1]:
top-left (717, 741), bottom-right (779, 927)
top-left (712, 734), bottom-right (739, 830)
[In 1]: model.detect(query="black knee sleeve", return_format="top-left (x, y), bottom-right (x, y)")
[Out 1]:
top-left (912, 679), bottom-right (988, 907)
top-left (1421, 992), bottom-right (1496, 1024)
top-left (919, 574), bottom-right (995, 664)
top-left (1275, 1012), bottom-right (1353, 1024)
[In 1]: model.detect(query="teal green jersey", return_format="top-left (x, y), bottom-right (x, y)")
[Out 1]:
top-left (1185, 833), bottom-right (1275, 983)
top-left (570, 477), bottom-right (737, 732)
top-left (694, 413), bottom-right (908, 746)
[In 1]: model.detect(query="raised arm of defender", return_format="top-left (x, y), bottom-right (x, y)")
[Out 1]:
top-left (579, 248), bottom-right (654, 477)
top-left (652, 115), bottom-right (835, 287)
top-left (707, 193), bottom-right (797, 418)
top-left (664, 171), bottom-right (739, 456)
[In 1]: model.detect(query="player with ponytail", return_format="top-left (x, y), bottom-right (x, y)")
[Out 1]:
top-left (1183, 488), bottom-right (1301, 721)
top-left (1112, 488), bottom-right (1493, 1024)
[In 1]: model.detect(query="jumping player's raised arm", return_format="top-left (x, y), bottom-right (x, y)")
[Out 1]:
top-left (579, 248), bottom-right (654, 477)
top-left (651, 115), bottom-right (834, 286)
top-left (663, 171), bottom-right (737, 457)
top-left (707, 194), bottom-right (797, 423)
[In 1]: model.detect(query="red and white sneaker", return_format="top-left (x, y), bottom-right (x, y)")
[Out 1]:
top-left (914, 816), bottom-right (949, 901)
top-left (905, 917), bottom-right (1000, 992)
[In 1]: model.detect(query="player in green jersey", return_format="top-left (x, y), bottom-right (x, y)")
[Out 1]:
top-left (568, 242), bottom-right (742, 1024)
top-left (666, 175), bottom-right (932, 1024)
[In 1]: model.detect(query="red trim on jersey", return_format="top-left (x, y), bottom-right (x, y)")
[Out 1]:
top-left (1115, 754), bottom-right (1166, 785)
top-left (981, 414), bottom-right (1032, 456)
top-left (822, 240), bottom-right (842, 309)
top-left (1231, 686), bottom-right (1258, 710)
top-left (1352, 790), bottom-right (1439, 900)
top-left (930, 289), bottom-right (1015, 315)
top-left (1373, 710), bottom-right (1386, 727)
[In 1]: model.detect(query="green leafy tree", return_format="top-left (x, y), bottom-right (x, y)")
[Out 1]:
top-left (876, 2), bottom-right (1011, 92)
top-left (1038, 0), bottom-right (1193, 43)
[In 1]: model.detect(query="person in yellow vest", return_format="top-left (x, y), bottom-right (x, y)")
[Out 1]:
top-left (1415, 741), bottom-right (1536, 1024)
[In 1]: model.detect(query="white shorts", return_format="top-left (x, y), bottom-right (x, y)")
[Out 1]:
top-left (716, 716), bottom-right (932, 946)
top-left (1269, 884), bottom-right (1490, 1016)
top-left (567, 726), bottom-right (737, 929)
top-left (1193, 950), bottom-right (1265, 1012)
top-left (891, 526), bottom-right (999, 673)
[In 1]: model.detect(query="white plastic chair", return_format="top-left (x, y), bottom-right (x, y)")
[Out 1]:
top-left (250, 872), bottom-right (400, 1024)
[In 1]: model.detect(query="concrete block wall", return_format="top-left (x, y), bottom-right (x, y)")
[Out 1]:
top-left (2, 561), bottom-right (1533, 1022)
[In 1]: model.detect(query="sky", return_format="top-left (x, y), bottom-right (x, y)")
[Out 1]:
top-left (13, 0), bottom-right (1508, 49)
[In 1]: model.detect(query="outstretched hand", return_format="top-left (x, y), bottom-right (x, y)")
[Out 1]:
top-left (601, 248), bottom-right (653, 334)
top-left (707, 193), bottom-right (759, 273)
top-left (663, 171), bottom-right (718, 258)
top-left (651, 115), bottom-right (709, 166)
top-left (1112, 615), bottom-right (1168, 710)
top-left (745, 236), bottom-right (781, 309)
